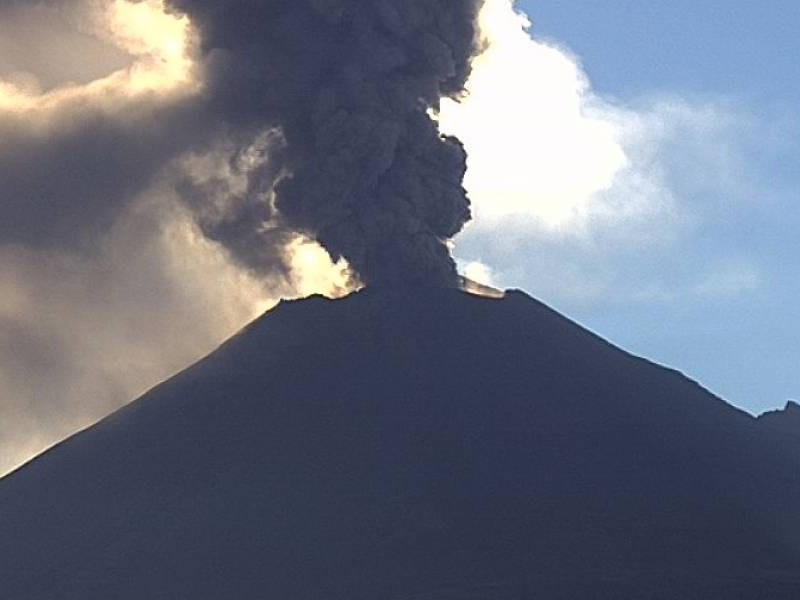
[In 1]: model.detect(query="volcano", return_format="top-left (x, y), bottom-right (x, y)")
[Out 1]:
top-left (1, 286), bottom-right (798, 598)
top-left (758, 401), bottom-right (800, 456)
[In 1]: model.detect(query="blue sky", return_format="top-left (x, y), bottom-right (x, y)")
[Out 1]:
top-left (450, 0), bottom-right (799, 414)
top-left (525, 0), bottom-right (800, 102)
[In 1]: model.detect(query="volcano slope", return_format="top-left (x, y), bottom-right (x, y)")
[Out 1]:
top-left (759, 401), bottom-right (800, 457)
top-left (1, 287), bottom-right (798, 598)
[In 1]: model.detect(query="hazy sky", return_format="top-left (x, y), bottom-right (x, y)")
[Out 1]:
top-left (0, 0), bottom-right (797, 473)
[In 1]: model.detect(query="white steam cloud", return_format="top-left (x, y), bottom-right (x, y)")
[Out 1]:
top-left (443, 0), bottom-right (762, 308)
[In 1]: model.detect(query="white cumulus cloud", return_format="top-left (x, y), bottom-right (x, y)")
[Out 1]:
top-left (442, 0), bottom-right (766, 308)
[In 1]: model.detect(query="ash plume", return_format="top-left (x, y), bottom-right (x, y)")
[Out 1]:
top-left (0, 0), bottom-right (483, 285)
top-left (169, 0), bottom-right (483, 286)
top-left (0, 0), bottom-right (484, 470)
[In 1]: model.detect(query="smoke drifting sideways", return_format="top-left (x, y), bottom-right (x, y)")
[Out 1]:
top-left (168, 0), bottom-right (483, 286)
top-left (2, 0), bottom-right (483, 285)
top-left (0, 0), bottom-right (485, 474)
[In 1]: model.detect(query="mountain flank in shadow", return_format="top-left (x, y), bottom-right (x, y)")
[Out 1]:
top-left (759, 400), bottom-right (800, 434)
top-left (1, 286), bottom-right (798, 598)
top-left (758, 400), bottom-right (800, 455)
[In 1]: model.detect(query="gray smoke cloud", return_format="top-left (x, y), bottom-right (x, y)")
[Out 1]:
top-left (0, 99), bottom-right (204, 249)
top-left (168, 0), bottom-right (483, 285)
top-left (0, 196), bottom-right (282, 475)
top-left (0, 0), bottom-right (485, 472)
top-left (1, 0), bottom-right (483, 285)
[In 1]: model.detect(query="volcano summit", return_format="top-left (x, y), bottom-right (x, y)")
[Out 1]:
top-left (0, 286), bottom-right (798, 598)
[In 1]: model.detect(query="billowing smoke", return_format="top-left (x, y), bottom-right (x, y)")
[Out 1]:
top-left (0, 0), bottom-right (485, 473)
top-left (1, 0), bottom-right (483, 286)
top-left (169, 0), bottom-right (483, 286)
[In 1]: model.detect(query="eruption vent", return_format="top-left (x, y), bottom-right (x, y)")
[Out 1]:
top-left (172, 0), bottom-right (485, 287)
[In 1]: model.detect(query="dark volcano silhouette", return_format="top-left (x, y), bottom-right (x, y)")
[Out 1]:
top-left (1, 287), bottom-right (799, 598)
top-left (758, 401), bottom-right (800, 456)
top-left (759, 401), bottom-right (800, 435)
